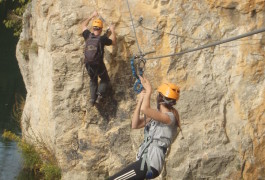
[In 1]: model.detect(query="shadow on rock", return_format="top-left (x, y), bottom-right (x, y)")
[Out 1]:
top-left (94, 90), bottom-right (118, 121)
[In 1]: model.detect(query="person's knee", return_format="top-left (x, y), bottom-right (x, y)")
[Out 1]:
top-left (99, 79), bottom-right (110, 87)
top-left (90, 79), bottom-right (97, 85)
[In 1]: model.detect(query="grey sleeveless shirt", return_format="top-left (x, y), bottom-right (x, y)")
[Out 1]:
top-left (136, 112), bottom-right (177, 173)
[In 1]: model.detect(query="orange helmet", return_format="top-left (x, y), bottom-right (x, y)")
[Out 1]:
top-left (157, 83), bottom-right (180, 101)
top-left (92, 19), bottom-right (103, 28)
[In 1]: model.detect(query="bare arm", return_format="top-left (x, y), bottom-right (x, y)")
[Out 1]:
top-left (109, 24), bottom-right (116, 45)
top-left (132, 91), bottom-right (151, 129)
top-left (139, 76), bottom-right (172, 125)
top-left (81, 11), bottom-right (98, 32)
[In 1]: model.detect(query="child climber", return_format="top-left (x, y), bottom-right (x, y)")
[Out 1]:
top-left (108, 76), bottom-right (181, 179)
top-left (81, 11), bottom-right (116, 106)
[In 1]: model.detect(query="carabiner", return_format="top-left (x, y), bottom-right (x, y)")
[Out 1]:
top-left (131, 56), bottom-right (144, 93)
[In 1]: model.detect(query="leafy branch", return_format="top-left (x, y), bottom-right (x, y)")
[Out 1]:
top-left (0, 0), bottom-right (31, 36)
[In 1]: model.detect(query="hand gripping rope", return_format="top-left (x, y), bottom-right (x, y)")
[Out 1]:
top-left (126, 0), bottom-right (147, 93)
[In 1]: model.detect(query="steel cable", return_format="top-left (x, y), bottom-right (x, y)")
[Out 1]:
top-left (125, 0), bottom-right (143, 56)
top-left (145, 27), bottom-right (265, 60)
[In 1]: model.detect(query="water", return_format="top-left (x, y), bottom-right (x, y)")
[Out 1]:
top-left (0, 5), bottom-right (26, 180)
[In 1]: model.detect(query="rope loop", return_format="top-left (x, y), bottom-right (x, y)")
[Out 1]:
top-left (130, 56), bottom-right (144, 93)
top-left (130, 50), bottom-right (155, 93)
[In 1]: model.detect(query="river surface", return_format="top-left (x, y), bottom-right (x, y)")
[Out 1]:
top-left (0, 12), bottom-right (26, 180)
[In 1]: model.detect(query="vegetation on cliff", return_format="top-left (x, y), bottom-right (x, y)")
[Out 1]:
top-left (2, 130), bottom-right (61, 180)
top-left (2, 96), bottom-right (61, 180)
top-left (0, 0), bottom-right (30, 36)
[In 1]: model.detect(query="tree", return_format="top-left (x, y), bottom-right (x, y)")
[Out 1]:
top-left (0, 0), bottom-right (31, 36)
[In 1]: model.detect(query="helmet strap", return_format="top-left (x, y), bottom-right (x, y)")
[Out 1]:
top-left (157, 93), bottom-right (176, 110)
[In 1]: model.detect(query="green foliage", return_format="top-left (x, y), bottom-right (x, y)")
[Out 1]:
top-left (0, 0), bottom-right (31, 36)
top-left (2, 130), bottom-right (61, 180)
top-left (20, 140), bottom-right (42, 171)
top-left (2, 130), bottom-right (20, 142)
top-left (40, 163), bottom-right (62, 180)
top-left (2, 130), bottom-right (42, 171)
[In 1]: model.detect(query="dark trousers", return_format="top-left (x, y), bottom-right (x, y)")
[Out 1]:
top-left (107, 158), bottom-right (159, 180)
top-left (85, 63), bottom-right (110, 102)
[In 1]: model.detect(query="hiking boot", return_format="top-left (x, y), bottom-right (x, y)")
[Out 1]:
top-left (88, 99), bottom-right (95, 107)
top-left (95, 93), bottom-right (103, 104)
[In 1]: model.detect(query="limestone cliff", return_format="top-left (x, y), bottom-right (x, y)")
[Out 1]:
top-left (16, 0), bottom-right (265, 179)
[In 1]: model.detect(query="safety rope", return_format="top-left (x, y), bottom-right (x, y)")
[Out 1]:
top-left (145, 26), bottom-right (265, 60)
top-left (126, 0), bottom-right (151, 93)
top-left (125, 0), bottom-right (143, 56)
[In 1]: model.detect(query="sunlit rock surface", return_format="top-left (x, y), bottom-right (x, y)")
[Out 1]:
top-left (16, 0), bottom-right (264, 179)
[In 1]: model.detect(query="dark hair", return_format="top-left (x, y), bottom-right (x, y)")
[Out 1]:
top-left (157, 93), bottom-right (181, 129)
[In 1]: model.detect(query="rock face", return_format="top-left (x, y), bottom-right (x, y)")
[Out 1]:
top-left (16, 0), bottom-right (264, 179)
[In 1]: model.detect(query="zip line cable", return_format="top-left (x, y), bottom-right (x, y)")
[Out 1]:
top-left (90, 2), bottom-right (265, 95)
top-left (120, 9), bottom-right (265, 60)
top-left (146, 27), bottom-right (265, 60)
top-left (137, 18), bottom-right (205, 41)
top-left (125, 0), bottom-right (143, 56)
top-left (91, 2), bottom-right (265, 70)
top-left (91, 2), bottom-right (265, 59)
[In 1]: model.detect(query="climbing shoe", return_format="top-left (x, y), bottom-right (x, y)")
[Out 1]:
top-left (95, 93), bottom-right (103, 104)
top-left (89, 99), bottom-right (96, 107)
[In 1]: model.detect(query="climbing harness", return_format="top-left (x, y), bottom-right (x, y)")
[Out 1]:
top-left (140, 126), bottom-right (154, 178)
top-left (136, 118), bottom-right (157, 178)
top-left (137, 117), bottom-right (169, 178)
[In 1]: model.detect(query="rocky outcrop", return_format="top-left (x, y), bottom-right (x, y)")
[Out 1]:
top-left (16, 0), bottom-right (265, 179)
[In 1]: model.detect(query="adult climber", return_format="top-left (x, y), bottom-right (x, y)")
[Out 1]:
top-left (108, 76), bottom-right (181, 179)
top-left (81, 11), bottom-right (116, 106)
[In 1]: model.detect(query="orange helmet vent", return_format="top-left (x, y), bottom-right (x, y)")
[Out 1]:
top-left (92, 19), bottom-right (103, 28)
top-left (157, 83), bottom-right (180, 101)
